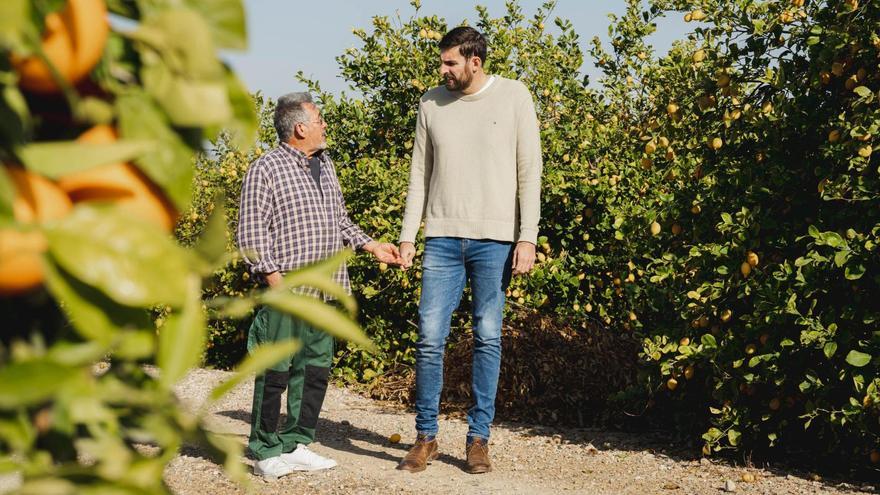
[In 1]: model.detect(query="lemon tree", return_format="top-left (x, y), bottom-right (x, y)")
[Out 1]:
top-left (184, 0), bottom-right (878, 470)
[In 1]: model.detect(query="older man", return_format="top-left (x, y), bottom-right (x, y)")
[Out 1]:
top-left (237, 92), bottom-right (400, 479)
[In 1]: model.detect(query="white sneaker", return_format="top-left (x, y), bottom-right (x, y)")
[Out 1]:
top-left (280, 444), bottom-right (337, 471)
top-left (254, 456), bottom-right (295, 480)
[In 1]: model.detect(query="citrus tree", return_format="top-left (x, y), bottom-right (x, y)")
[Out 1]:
top-left (184, 0), bottom-right (878, 470)
top-left (0, 0), bottom-right (372, 492)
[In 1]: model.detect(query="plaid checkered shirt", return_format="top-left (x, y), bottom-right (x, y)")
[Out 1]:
top-left (236, 143), bottom-right (372, 300)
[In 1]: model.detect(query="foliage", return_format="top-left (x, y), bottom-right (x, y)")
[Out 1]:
top-left (186, 0), bottom-right (879, 471)
top-left (0, 0), bottom-right (371, 492)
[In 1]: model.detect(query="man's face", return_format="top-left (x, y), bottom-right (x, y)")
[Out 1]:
top-left (300, 103), bottom-right (327, 151)
top-left (440, 47), bottom-right (474, 91)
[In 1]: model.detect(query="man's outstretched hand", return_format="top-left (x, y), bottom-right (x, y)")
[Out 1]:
top-left (364, 241), bottom-right (403, 265)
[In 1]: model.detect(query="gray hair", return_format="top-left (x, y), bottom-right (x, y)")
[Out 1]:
top-left (274, 92), bottom-right (314, 142)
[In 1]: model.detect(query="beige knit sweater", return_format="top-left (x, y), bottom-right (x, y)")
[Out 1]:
top-left (398, 76), bottom-right (543, 245)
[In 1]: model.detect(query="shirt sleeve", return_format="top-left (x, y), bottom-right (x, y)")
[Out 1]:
top-left (327, 159), bottom-right (373, 249)
top-left (399, 100), bottom-right (433, 243)
top-left (515, 87), bottom-right (543, 244)
top-left (236, 161), bottom-right (280, 274)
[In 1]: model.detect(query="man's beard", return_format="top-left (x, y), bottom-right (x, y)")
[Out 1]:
top-left (445, 70), bottom-right (473, 91)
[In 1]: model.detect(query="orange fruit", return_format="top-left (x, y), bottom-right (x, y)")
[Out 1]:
top-left (0, 167), bottom-right (73, 294)
top-left (13, 0), bottom-right (110, 93)
top-left (0, 230), bottom-right (48, 295)
top-left (58, 125), bottom-right (178, 232)
top-left (684, 365), bottom-right (695, 380)
top-left (667, 377), bottom-right (678, 391)
top-left (746, 251), bottom-right (759, 267)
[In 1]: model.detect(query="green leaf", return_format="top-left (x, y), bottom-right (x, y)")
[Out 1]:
top-left (853, 86), bottom-right (872, 98)
top-left (721, 212), bottom-right (732, 224)
top-left (42, 255), bottom-right (153, 343)
top-left (727, 429), bottom-right (741, 446)
top-left (0, 166), bottom-right (14, 221)
top-left (0, 411), bottom-right (34, 453)
top-left (833, 250), bottom-right (850, 267)
top-left (133, 8), bottom-right (232, 127)
top-left (46, 341), bottom-right (109, 367)
top-left (823, 342), bottom-right (838, 359)
top-left (213, 65), bottom-right (258, 148)
top-left (845, 350), bottom-right (872, 367)
top-left (142, 63), bottom-right (233, 127)
top-left (193, 193), bottom-right (229, 270)
top-left (845, 263), bottom-right (866, 280)
top-left (0, 81), bottom-right (30, 153)
top-left (261, 291), bottom-right (373, 351)
top-left (17, 139), bottom-right (155, 179)
top-left (0, 0), bottom-right (29, 48)
top-left (209, 296), bottom-right (257, 319)
top-left (0, 359), bottom-right (75, 408)
top-left (700, 334), bottom-right (717, 349)
top-left (116, 91), bottom-right (195, 211)
top-left (158, 274), bottom-right (207, 389)
top-left (207, 339), bottom-right (301, 405)
top-left (45, 205), bottom-right (191, 307)
top-left (115, 330), bottom-right (157, 361)
top-left (281, 250), bottom-right (357, 314)
top-left (181, 0), bottom-right (247, 50)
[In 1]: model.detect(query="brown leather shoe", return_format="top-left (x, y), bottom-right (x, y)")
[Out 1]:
top-left (397, 435), bottom-right (439, 473)
top-left (465, 437), bottom-right (492, 474)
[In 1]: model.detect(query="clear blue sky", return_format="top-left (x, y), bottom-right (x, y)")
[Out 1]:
top-left (223, 1), bottom-right (691, 98)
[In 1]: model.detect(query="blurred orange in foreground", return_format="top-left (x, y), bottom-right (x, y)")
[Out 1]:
top-left (58, 125), bottom-right (178, 232)
top-left (0, 168), bottom-right (72, 294)
top-left (13, 0), bottom-right (110, 93)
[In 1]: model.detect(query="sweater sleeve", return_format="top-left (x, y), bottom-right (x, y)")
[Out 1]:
top-left (399, 100), bottom-right (433, 243)
top-left (515, 87), bottom-right (543, 244)
top-left (236, 161), bottom-right (280, 275)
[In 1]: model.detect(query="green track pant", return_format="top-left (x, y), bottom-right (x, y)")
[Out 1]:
top-left (246, 306), bottom-right (333, 460)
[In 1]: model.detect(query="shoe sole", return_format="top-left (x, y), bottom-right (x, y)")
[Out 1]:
top-left (254, 469), bottom-right (294, 480)
top-left (397, 451), bottom-right (439, 473)
top-left (465, 465), bottom-right (493, 474)
top-left (286, 462), bottom-right (337, 471)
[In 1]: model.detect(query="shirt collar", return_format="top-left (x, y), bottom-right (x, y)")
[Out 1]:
top-left (280, 143), bottom-right (328, 169)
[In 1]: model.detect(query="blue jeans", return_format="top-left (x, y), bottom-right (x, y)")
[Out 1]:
top-left (414, 237), bottom-right (514, 440)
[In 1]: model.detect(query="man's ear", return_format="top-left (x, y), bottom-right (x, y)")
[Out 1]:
top-left (471, 56), bottom-right (482, 71)
top-left (293, 122), bottom-right (306, 139)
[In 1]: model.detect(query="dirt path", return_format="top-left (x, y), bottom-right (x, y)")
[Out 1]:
top-left (163, 368), bottom-right (876, 494)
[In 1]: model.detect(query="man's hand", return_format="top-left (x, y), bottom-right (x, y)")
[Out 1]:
top-left (264, 271), bottom-right (283, 288)
top-left (399, 241), bottom-right (416, 270)
top-left (363, 241), bottom-right (402, 265)
top-left (511, 241), bottom-right (536, 276)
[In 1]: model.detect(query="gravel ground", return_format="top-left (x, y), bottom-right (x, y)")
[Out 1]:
top-left (163, 368), bottom-right (877, 495)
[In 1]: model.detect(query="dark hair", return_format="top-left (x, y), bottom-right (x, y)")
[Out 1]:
top-left (438, 26), bottom-right (487, 64)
